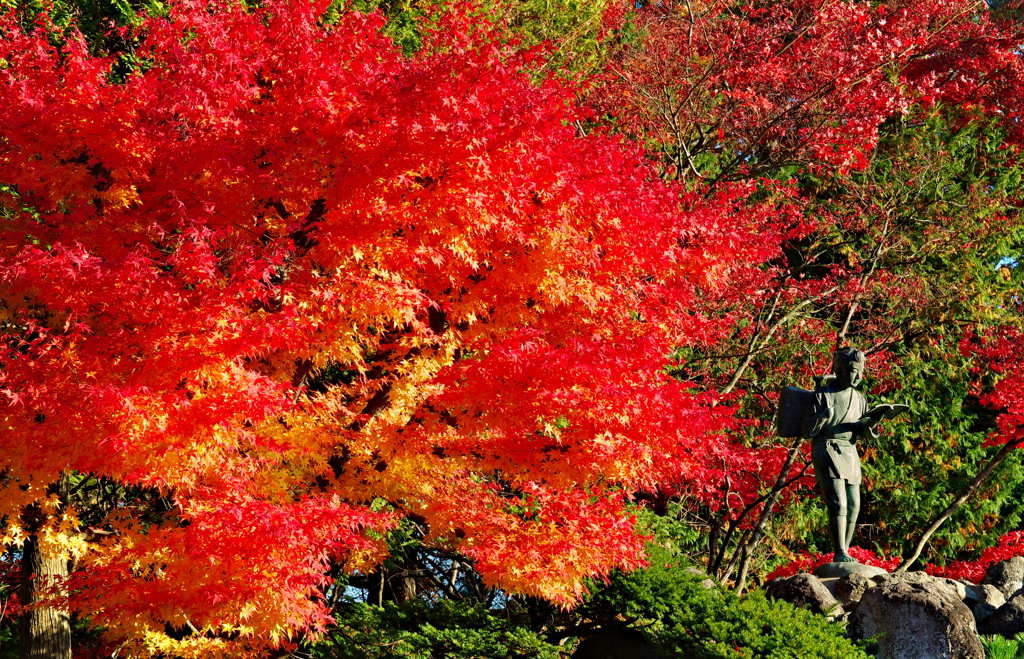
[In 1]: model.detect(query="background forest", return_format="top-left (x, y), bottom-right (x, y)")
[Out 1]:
top-left (0, 0), bottom-right (1022, 657)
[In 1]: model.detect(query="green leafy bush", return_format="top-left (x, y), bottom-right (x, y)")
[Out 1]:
top-left (982, 633), bottom-right (1024, 659)
top-left (585, 547), bottom-right (869, 659)
top-left (657, 586), bottom-right (867, 659)
top-left (309, 599), bottom-right (567, 659)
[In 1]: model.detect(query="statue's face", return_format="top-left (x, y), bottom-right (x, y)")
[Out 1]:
top-left (835, 359), bottom-right (865, 388)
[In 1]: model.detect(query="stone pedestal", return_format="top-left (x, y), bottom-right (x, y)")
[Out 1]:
top-left (813, 562), bottom-right (889, 580)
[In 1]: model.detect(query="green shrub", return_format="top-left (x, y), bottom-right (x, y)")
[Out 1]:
top-left (982, 633), bottom-right (1024, 659)
top-left (309, 599), bottom-right (567, 659)
top-left (657, 586), bottom-right (866, 659)
top-left (585, 547), bottom-right (869, 659)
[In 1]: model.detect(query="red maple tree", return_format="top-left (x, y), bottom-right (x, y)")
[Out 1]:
top-left (0, 0), bottom-right (766, 654)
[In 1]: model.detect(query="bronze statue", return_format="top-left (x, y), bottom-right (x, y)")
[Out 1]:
top-left (778, 348), bottom-right (907, 564)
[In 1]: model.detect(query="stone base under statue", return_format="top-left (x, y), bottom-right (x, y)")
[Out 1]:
top-left (813, 561), bottom-right (888, 580)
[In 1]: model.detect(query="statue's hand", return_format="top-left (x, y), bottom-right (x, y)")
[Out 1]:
top-left (853, 418), bottom-right (876, 439)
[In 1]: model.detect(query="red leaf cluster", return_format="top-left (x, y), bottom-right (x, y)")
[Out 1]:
top-left (765, 546), bottom-right (900, 581)
top-left (595, 0), bottom-right (1024, 178)
top-left (927, 531), bottom-right (1024, 583)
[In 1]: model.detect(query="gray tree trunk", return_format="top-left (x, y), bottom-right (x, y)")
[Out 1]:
top-left (19, 532), bottom-right (71, 659)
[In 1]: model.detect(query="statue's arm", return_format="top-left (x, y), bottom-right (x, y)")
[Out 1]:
top-left (855, 393), bottom-right (880, 439)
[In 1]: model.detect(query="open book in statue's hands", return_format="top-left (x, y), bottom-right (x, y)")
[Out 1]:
top-left (866, 403), bottom-right (910, 420)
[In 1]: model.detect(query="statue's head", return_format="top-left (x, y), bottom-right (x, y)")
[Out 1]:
top-left (833, 347), bottom-right (865, 388)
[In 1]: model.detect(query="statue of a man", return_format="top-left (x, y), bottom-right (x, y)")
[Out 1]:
top-left (802, 347), bottom-right (889, 563)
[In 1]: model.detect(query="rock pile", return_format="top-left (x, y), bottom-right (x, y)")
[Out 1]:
top-left (766, 558), bottom-right (1024, 659)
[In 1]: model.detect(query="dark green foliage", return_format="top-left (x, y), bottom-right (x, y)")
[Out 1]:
top-left (583, 546), bottom-right (869, 659)
top-left (658, 589), bottom-right (865, 659)
top-left (309, 599), bottom-right (567, 659)
top-left (865, 341), bottom-right (1024, 566)
top-left (0, 0), bottom-right (164, 50)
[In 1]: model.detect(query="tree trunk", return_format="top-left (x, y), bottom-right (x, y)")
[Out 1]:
top-left (20, 473), bottom-right (72, 659)
top-left (19, 532), bottom-right (71, 659)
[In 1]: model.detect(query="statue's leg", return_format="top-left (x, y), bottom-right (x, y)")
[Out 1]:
top-left (829, 478), bottom-right (857, 562)
top-left (823, 477), bottom-right (854, 562)
top-left (828, 513), bottom-right (846, 560)
top-left (845, 483), bottom-right (861, 552)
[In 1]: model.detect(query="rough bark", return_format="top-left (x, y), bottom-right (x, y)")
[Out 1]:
top-left (19, 532), bottom-right (71, 659)
top-left (19, 473), bottom-right (72, 659)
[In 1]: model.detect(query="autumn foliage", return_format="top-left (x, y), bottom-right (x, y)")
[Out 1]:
top-left (0, 0), bottom-right (763, 654)
top-left (597, 0), bottom-right (1024, 180)
top-left (0, 0), bottom-right (1022, 655)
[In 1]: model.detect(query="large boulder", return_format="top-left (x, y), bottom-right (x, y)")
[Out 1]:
top-left (848, 580), bottom-right (984, 659)
top-left (979, 589), bottom-right (1024, 637)
top-left (871, 571), bottom-right (967, 601)
top-left (981, 557), bottom-right (1024, 599)
top-left (766, 572), bottom-right (844, 618)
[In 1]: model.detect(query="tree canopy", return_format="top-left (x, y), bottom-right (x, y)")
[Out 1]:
top-left (0, 0), bottom-right (1022, 656)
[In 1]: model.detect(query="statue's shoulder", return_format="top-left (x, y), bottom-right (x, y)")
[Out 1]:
top-left (812, 374), bottom-right (837, 392)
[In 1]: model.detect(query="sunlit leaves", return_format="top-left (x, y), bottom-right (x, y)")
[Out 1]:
top-left (0, 0), bottom-right (752, 654)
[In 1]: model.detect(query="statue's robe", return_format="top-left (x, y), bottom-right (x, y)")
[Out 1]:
top-left (803, 383), bottom-right (876, 485)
